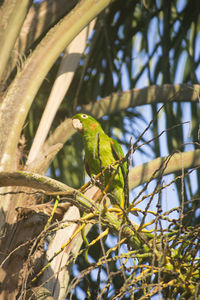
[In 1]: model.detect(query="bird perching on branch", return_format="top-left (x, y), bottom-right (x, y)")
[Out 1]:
top-left (72, 113), bottom-right (129, 210)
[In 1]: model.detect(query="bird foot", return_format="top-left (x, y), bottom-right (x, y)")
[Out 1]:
top-left (107, 164), bottom-right (116, 174)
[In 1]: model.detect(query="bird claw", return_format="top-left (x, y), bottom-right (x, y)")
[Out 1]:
top-left (107, 165), bottom-right (116, 174)
top-left (90, 176), bottom-right (97, 184)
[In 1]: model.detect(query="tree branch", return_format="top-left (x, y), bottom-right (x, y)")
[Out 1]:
top-left (5, 0), bottom-right (78, 89)
top-left (16, 0), bottom-right (78, 54)
top-left (81, 84), bottom-right (200, 118)
top-left (129, 149), bottom-right (200, 189)
top-left (1, 149), bottom-right (199, 199)
top-left (43, 84), bottom-right (200, 149)
top-left (0, 0), bottom-right (31, 82)
top-left (0, 171), bottom-right (71, 192)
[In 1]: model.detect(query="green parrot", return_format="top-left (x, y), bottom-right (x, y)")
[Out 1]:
top-left (72, 113), bottom-right (128, 209)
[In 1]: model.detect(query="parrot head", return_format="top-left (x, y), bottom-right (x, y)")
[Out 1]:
top-left (72, 113), bottom-right (103, 133)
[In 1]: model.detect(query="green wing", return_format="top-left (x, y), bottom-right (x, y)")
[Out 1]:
top-left (110, 137), bottom-right (130, 208)
top-left (84, 157), bottom-right (91, 177)
top-left (110, 138), bottom-right (128, 178)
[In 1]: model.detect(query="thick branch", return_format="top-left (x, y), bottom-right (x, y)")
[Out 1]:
top-left (0, 171), bottom-right (96, 212)
top-left (16, 0), bottom-right (78, 53)
top-left (43, 84), bottom-right (200, 149)
top-left (1, 149), bottom-right (199, 197)
top-left (0, 171), bottom-right (71, 192)
top-left (129, 149), bottom-right (200, 189)
top-left (26, 143), bottom-right (63, 174)
top-left (81, 84), bottom-right (200, 118)
top-left (5, 0), bottom-right (78, 84)
top-left (0, 0), bottom-right (31, 82)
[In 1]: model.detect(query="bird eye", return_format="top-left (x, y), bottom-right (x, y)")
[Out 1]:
top-left (81, 114), bottom-right (88, 118)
